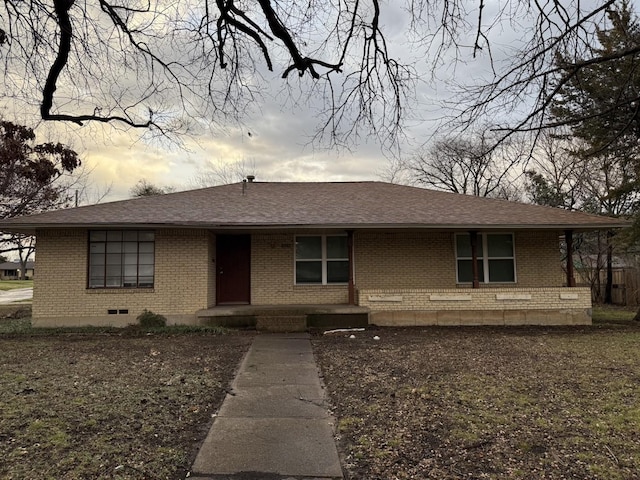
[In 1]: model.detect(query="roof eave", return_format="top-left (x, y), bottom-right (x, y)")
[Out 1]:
top-left (1, 220), bottom-right (630, 234)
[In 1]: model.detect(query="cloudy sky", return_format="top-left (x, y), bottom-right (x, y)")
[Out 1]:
top-left (3, 1), bottom-right (577, 202)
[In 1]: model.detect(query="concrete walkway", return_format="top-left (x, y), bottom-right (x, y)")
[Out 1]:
top-left (190, 333), bottom-right (343, 480)
top-left (0, 287), bottom-right (33, 304)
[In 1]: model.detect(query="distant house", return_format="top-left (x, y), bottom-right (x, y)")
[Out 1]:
top-left (0, 181), bottom-right (627, 328)
top-left (0, 261), bottom-right (35, 280)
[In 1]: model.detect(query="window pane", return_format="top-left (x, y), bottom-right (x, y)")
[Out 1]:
top-left (296, 261), bottom-right (322, 283)
top-left (139, 231), bottom-right (155, 241)
top-left (89, 277), bottom-right (105, 288)
top-left (123, 253), bottom-right (138, 265)
top-left (139, 254), bottom-right (154, 265)
top-left (138, 276), bottom-right (154, 287)
top-left (123, 231), bottom-right (138, 241)
top-left (106, 276), bottom-right (122, 287)
top-left (90, 243), bottom-right (105, 254)
top-left (456, 234), bottom-right (483, 258)
top-left (139, 242), bottom-right (154, 253)
top-left (123, 277), bottom-right (137, 287)
top-left (106, 253), bottom-right (122, 265)
top-left (488, 259), bottom-right (515, 282)
top-left (327, 236), bottom-right (348, 259)
top-left (296, 237), bottom-right (322, 259)
top-left (139, 265), bottom-right (154, 277)
top-left (123, 241), bottom-right (138, 253)
top-left (124, 265), bottom-right (137, 277)
top-left (457, 259), bottom-right (484, 283)
top-left (327, 260), bottom-right (349, 283)
top-left (106, 242), bottom-right (122, 253)
top-left (488, 234), bottom-right (513, 257)
top-left (89, 231), bottom-right (106, 241)
top-left (106, 265), bottom-right (122, 277)
top-left (106, 231), bottom-right (122, 241)
top-left (90, 265), bottom-right (105, 278)
top-left (456, 235), bottom-right (470, 257)
top-left (90, 253), bottom-right (105, 266)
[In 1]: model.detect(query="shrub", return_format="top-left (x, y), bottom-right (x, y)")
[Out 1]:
top-left (137, 309), bottom-right (167, 328)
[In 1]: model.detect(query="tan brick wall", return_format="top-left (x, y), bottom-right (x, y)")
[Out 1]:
top-left (514, 231), bottom-right (563, 287)
top-left (355, 232), bottom-right (455, 289)
top-left (33, 228), bottom-right (211, 327)
top-left (33, 228), bottom-right (567, 326)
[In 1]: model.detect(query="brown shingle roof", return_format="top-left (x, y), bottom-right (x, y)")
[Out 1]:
top-left (0, 181), bottom-right (628, 233)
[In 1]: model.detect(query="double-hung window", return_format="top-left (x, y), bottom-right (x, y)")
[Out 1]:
top-left (89, 230), bottom-right (155, 288)
top-left (295, 235), bottom-right (349, 284)
top-left (456, 233), bottom-right (515, 283)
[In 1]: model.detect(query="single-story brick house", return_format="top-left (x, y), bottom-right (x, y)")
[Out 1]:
top-left (0, 261), bottom-right (35, 280)
top-left (0, 180), bottom-right (627, 328)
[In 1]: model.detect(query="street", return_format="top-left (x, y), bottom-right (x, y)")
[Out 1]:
top-left (0, 288), bottom-right (33, 304)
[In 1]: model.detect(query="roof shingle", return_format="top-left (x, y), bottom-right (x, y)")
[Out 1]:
top-left (0, 181), bottom-right (628, 233)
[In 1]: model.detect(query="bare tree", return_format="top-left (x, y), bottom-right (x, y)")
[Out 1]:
top-left (130, 179), bottom-right (176, 197)
top-left (524, 132), bottom-right (591, 210)
top-left (406, 132), bottom-right (526, 199)
top-left (190, 158), bottom-right (258, 187)
top-left (0, 1), bottom-right (635, 150)
top-left (14, 235), bottom-right (34, 280)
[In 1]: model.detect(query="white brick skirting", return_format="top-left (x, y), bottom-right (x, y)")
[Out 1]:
top-left (359, 287), bottom-right (592, 326)
top-left (358, 287), bottom-right (591, 311)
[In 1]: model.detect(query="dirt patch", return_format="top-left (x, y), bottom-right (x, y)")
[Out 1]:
top-left (0, 332), bottom-right (253, 479)
top-left (313, 325), bottom-right (640, 480)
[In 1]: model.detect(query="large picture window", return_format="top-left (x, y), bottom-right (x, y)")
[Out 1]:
top-left (456, 233), bottom-right (515, 283)
top-left (89, 231), bottom-right (155, 288)
top-left (295, 235), bottom-right (349, 284)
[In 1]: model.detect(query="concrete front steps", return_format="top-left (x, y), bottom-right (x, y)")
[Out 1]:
top-left (196, 304), bottom-right (369, 332)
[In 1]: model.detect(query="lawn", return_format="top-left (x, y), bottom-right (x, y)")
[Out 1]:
top-left (0, 330), bottom-right (253, 479)
top-left (0, 280), bottom-right (33, 291)
top-left (313, 322), bottom-right (640, 480)
top-left (3, 313), bottom-right (640, 480)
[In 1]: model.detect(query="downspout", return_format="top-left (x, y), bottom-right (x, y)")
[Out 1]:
top-left (565, 230), bottom-right (576, 287)
top-left (470, 231), bottom-right (480, 289)
top-left (347, 230), bottom-right (355, 305)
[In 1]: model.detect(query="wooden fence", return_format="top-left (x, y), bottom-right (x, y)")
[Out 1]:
top-left (577, 268), bottom-right (640, 306)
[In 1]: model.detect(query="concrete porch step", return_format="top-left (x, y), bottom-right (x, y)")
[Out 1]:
top-left (256, 315), bottom-right (307, 332)
top-left (197, 304), bottom-right (370, 331)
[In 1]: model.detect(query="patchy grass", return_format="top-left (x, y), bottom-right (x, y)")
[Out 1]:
top-left (593, 304), bottom-right (636, 324)
top-left (0, 317), bottom-right (230, 336)
top-left (314, 324), bottom-right (640, 480)
top-left (0, 332), bottom-right (253, 479)
top-left (0, 280), bottom-right (33, 291)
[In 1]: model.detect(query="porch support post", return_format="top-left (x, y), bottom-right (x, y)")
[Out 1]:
top-left (347, 230), bottom-right (355, 305)
top-left (469, 230), bottom-right (480, 289)
top-left (565, 229), bottom-right (576, 287)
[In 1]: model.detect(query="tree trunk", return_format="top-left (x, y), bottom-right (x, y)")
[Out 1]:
top-left (19, 258), bottom-right (27, 280)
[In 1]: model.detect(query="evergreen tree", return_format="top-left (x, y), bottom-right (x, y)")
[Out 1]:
top-left (550, 2), bottom-right (640, 305)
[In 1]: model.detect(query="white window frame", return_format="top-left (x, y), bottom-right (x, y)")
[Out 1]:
top-left (294, 234), bottom-right (349, 285)
top-left (455, 233), bottom-right (517, 284)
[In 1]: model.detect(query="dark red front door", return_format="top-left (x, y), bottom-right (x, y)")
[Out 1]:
top-left (216, 235), bottom-right (251, 305)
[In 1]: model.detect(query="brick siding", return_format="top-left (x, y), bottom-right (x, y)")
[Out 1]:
top-left (33, 228), bottom-right (573, 326)
top-left (33, 228), bottom-right (212, 327)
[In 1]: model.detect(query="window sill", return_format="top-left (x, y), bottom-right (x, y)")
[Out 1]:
top-left (86, 288), bottom-right (155, 294)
